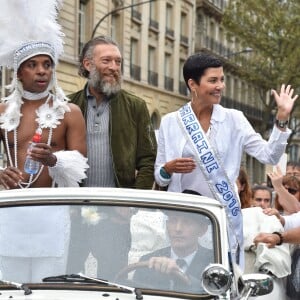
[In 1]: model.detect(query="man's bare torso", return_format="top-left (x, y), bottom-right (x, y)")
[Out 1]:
top-left (0, 98), bottom-right (69, 188)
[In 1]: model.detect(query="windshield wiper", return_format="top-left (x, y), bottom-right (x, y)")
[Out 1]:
top-left (43, 273), bottom-right (143, 300)
top-left (43, 273), bottom-right (90, 283)
top-left (0, 279), bottom-right (32, 295)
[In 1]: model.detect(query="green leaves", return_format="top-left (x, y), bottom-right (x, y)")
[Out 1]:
top-left (222, 0), bottom-right (300, 88)
top-left (222, 0), bottom-right (300, 139)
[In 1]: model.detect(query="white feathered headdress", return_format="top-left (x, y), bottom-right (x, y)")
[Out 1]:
top-left (0, 0), bottom-right (69, 132)
top-left (0, 0), bottom-right (64, 69)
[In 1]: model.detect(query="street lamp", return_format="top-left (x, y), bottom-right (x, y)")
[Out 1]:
top-left (91, 0), bottom-right (158, 38)
top-left (225, 47), bottom-right (253, 58)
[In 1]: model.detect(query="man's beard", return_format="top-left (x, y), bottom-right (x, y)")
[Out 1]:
top-left (89, 66), bottom-right (122, 97)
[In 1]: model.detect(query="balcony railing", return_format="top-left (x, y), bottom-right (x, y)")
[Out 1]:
top-left (206, 36), bottom-right (230, 56)
top-left (130, 64), bottom-right (141, 81)
top-left (196, 35), bottom-right (252, 64)
top-left (149, 19), bottom-right (159, 31)
top-left (131, 9), bottom-right (142, 21)
top-left (164, 76), bottom-right (174, 92)
top-left (197, 0), bottom-right (227, 12)
top-left (165, 27), bottom-right (174, 39)
top-left (180, 35), bottom-right (189, 46)
top-left (222, 96), bottom-right (263, 121)
top-left (207, 0), bottom-right (227, 10)
top-left (148, 70), bottom-right (158, 86)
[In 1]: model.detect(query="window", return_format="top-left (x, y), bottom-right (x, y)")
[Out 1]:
top-left (232, 78), bottom-right (241, 110)
top-left (130, 39), bottom-right (141, 81)
top-left (241, 82), bottom-right (247, 105)
top-left (224, 75), bottom-right (229, 98)
top-left (148, 46), bottom-right (158, 86)
top-left (164, 53), bottom-right (173, 91)
top-left (165, 3), bottom-right (174, 38)
top-left (131, 0), bottom-right (142, 21)
top-left (149, 1), bottom-right (159, 30)
top-left (180, 12), bottom-right (188, 45)
top-left (78, 0), bottom-right (88, 55)
top-left (209, 21), bottom-right (215, 50)
top-left (111, 14), bottom-right (121, 43)
top-left (179, 59), bottom-right (187, 95)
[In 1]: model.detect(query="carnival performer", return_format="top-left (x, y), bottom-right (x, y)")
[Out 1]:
top-left (0, 0), bottom-right (88, 283)
top-left (155, 52), bottom-right (298, 269)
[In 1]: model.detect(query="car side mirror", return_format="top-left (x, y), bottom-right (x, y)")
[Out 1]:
top-left (201, 264), bottom-right (232, 296)
top-left (238, 273), bottom-right (273, 297)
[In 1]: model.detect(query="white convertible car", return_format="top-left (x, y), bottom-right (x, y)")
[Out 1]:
top-left (0, 188), bottom-right (273, 299)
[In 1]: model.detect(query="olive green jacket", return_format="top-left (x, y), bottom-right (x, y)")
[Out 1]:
top-left (68, 86), bottom-right (157, 189)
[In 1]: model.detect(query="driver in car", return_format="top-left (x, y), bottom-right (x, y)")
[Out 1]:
top-left (133, 210), bottom-right (213, 292)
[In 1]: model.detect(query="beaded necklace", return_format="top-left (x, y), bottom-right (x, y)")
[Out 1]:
top-left (5, 127), bottom-right (53, 188)
top-left (1, 91), bottom-right (70, 188)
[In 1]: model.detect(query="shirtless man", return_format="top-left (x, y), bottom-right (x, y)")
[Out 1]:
top-left (0, 41), bottom-right (88, 285)
top-left (0, 51), bottom-right (87, 189)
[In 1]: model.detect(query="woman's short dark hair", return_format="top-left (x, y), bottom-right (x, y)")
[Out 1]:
top-left (183, 52), bottom-right (223, 90)
top-left (78, 36), bottom-right (120, 78)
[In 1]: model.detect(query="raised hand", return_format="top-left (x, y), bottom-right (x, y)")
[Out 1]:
top-left (272, 84), bottom-right (298, 120)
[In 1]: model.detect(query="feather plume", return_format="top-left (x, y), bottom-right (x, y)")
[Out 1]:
top-left (0, 0), bottom-right (64, 68)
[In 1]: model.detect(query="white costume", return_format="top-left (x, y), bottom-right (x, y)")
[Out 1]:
top-left (243, 207), bottom-right (291, 300)
top-left (155, 104), bottom-right (291, 196)
top-left (0, 0), bottom-right (88, 282)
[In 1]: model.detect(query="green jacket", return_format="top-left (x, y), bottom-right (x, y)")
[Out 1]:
top-left (68, 86), bottom-right (157, 189)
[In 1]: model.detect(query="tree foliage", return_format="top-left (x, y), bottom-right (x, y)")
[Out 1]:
top-left (222, 0), bottom-right (300, 139)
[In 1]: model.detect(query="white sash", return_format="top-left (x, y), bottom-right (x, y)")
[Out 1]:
top-left (177, 103), bottom-right (243, 266)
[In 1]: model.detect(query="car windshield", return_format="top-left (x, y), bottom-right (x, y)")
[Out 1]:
top-left (0, 202), bottom-right (217, 295)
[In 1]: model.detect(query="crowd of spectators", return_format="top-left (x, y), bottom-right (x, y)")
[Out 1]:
top-left (237, 162), bottom-right (300, 299)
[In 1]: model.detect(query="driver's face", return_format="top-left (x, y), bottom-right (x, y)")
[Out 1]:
top-left (166, 214), bottom-right (206, 255)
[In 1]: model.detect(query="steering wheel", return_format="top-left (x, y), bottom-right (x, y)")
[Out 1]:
top-left (114, 260), bottom-right (191, 286)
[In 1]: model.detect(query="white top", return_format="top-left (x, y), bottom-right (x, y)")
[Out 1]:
top-left (155, 103), bottom-right (291, 195)
top-left (242, 207), bottom-right (291, 278)
top-left (283, 211), bottom-right (300, 230)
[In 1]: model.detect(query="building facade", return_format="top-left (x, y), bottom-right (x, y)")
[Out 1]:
top-left (56, 0), bottom-right (195, 130)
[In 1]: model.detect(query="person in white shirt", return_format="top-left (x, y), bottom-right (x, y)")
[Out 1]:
top-left (254, 210), bottom-right (300, 247)
top-left (154, 52), bottom-right (298, 268)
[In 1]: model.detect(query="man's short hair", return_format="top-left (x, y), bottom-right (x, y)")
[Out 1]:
top-left (78, 36), bottom-right (121, 78)
top-left (163, 209), bottom-right (210, 227)
top-left (287, 161), bottom-right (300, 169)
